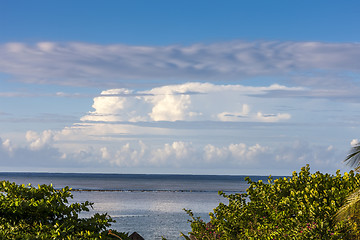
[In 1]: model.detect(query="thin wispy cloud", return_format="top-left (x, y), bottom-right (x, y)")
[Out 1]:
top-left (0, 91), bottom-right (91, 98)
top-left (1, 41), bottom-right (360, 87)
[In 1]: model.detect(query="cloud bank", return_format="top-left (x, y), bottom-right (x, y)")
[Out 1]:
top-left (0, 133), bottom-right (344, 175)
top-left (0, 82), bottom-right (351, 174)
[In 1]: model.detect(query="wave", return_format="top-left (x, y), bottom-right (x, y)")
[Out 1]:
top-left (70, 188), bottom-right (243, 193)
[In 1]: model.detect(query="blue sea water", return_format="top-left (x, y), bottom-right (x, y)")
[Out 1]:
top-left (0, 173), bottom-right (270, 239)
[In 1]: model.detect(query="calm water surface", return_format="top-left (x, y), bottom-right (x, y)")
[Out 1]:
top-left (0, 173), bottom-right (270, 239)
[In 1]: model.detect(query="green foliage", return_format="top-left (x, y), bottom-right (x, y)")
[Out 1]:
top-left (335, 143), bottom-right (360, 238)
top-left (181, 209), bottom-right (220, 240)
top-left (0, 180), bottom-right (130, 239)
top-left (184, 165), bottom-right (360, 239)
top-left (336, 188), bottom-right (360, 238)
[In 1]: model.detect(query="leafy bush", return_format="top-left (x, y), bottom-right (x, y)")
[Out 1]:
top-left (184, 165), bottom-right (360, 239)
top-left (0, 180), bottom-right (129, 239)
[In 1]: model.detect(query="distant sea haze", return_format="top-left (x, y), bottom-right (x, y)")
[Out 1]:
top-left (0, 172), bottom-right (281, 239)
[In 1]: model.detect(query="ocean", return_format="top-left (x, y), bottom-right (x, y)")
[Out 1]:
top-left (0, 172), bottom-right (270, 239)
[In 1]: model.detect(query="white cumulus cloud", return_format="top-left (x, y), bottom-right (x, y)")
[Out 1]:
top-left (80, 88), bottom-right (149, 122)
top-left (26, 130), bottom-right (55, 150)
top-left (351, 139), bottom-right (359, 147)
top-left (79, 82), bottom-right (294, 123)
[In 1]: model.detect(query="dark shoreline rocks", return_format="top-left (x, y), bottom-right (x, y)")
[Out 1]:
top-left (129, 232), bottom-right (145, 240)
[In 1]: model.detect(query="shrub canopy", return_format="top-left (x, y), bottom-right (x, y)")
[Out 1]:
top-left (0, 180), bottom-right (127, 239)
top-left (185, 165), bottom-right (360, 239)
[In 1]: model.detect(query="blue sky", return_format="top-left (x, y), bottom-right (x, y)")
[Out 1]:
top-left (1, 1), bottom-right (360, 175)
